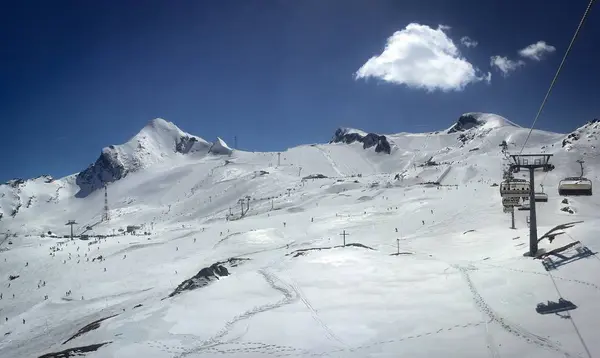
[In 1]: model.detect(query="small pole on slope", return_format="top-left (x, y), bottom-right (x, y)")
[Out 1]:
top-left (340, 230), bottom-right (349, 246)
top-left (277, 153), bottom-right (281, 167)
top-left (397, 238), bottom-right (400, 254)
top-left (511, 206), bottom-right (515, 229)
top-left (298, 166), bottom-right (302, 177)
top-left (234, 136), bottom-right (238, 149)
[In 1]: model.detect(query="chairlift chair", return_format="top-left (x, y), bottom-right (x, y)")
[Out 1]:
top-left (500, 179), bottom-right (530, 198)
top-left (534, 192), bottom-right (548, 202)
top-left (558, 177), bottom-right (592, 196)
top-left (502, 197), bottom-right (521, 207)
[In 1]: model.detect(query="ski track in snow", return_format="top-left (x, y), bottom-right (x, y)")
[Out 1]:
top-left (287, 278), bottom-right (347, 348)
top-left (314, 146), bottom-right (344, 177)
top-left (177, 269), bottom-right (298, 357)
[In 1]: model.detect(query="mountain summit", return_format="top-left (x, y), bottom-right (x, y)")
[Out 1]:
top-left (75, 118), bottom-right (221, 197)
top-left (446, 112), bottom-right (520, 134)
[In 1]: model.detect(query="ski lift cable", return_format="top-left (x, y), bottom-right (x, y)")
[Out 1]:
top-left (519, 0), bottom-right (596, 154)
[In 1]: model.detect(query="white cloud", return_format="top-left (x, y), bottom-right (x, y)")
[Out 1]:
top-left (518, 41), bottom-right (556, 61)
top-left (355, 23), bottom-right (489, 92)
top-left (490, 56), bottom-right (525, 76)
top-left (460, 36), bottom-right (478, 48)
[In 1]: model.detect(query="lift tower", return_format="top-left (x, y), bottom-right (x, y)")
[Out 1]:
top-left (509, 154), bottom-right (553, 256)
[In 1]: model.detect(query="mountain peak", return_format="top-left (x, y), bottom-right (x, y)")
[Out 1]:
top-left (75, 118), bottom-right (223, 197)
top-left (446, 113), bottom-right (520, 134)
top-left (209, 137), bottom-right (233, 155)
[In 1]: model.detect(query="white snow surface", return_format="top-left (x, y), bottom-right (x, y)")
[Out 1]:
top-left (1, 114), bottom-right (600, 358)
top-left (445, 112), bottom-right (521, 133)
top-left (105, 118), bottom-right (212, 171)
top-left (209, 137), bottom-right (233, 155)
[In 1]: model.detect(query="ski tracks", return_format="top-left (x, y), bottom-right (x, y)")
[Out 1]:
top-left (456, 265), bottom-right (581, 358)
top-left (315, 146), bottom-right (344, 177)
top-left (478, 262), bottom-right (600, 294)
top-left (177, 269), bottom-right (298, 357)
top-left (287, 279), bottom-right (347, 348)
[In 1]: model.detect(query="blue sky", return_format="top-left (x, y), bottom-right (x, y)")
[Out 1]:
top-left (1, 0), bottom-right (598, 182)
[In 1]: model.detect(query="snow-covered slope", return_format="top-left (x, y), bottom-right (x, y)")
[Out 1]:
top-left (75, 118), bottom-right (215, 197)
top-left (209, 137), bottom-right (233, 155)
top-left (1, 113), bottom-right (600, 358)
top-left (446, 112), bottom-right (521, 133)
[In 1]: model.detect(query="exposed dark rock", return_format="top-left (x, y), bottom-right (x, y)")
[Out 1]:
top-left (303, 174), bottom-right (328, 180)
top-left (330, 128), bottom-right (391, 154)
top-left (562, 198), bottom-right (569, 204)
top-left (38, 342), bottom-right (112, 358)
top-left (175, 135), bottom-right (200, 154)
top-left (560, 206), bottom-right (575, 214)
top-left (63, 314), bottom-right (118, 345)
top-left (75, 149), bottom-right (127, 198)
top-left (133, 304), bottom-right (142, 309)
top-left (5, 179), bottom-right (25, 188)
top-left (447, 113), bottom-right (485, 133)
top-left (9, 275), bottom-right (19, 280)
top-left (168, 258), bottom-right (250, 298)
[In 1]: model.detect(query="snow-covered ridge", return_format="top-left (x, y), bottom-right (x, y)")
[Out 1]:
top-left (209, 137), bottom-right (233, 155)
top-left (75, 118), bottom-right (227, 197)
top-left (446, 112), bottom-right (520, 134)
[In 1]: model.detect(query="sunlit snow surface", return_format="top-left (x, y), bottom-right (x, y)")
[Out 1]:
top-left (1, 116), bottom-right (600, 357)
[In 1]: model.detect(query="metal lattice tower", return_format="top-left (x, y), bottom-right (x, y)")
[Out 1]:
top-left (103, 184), bottom-right (110, 222)
top-left (509, 154), bottom-right (553, 256)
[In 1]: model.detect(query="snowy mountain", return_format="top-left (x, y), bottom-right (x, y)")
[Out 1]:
top-left (75, 118), bottom-right (225, 197)
top-left (1, 113), bottom-right (600, 358)
top-left (208, 137), bottom-right (233, 156)
top-left (446, 112), bottom-right (520, 133)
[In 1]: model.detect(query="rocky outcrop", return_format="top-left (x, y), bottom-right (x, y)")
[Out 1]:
top-left (75, 149), bottom-right (128, 197)
top-left (168, 257), bottom-right (249, 298)
top-left (562, 119), bottom-right (599, 148)
top-left (447, 113), bottom-right (484, 133)
top-left (330, 128), bottom-right (391, 154)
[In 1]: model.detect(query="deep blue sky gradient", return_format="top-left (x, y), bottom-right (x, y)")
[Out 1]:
top-left (1, 0), bottom-right (598, 181)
